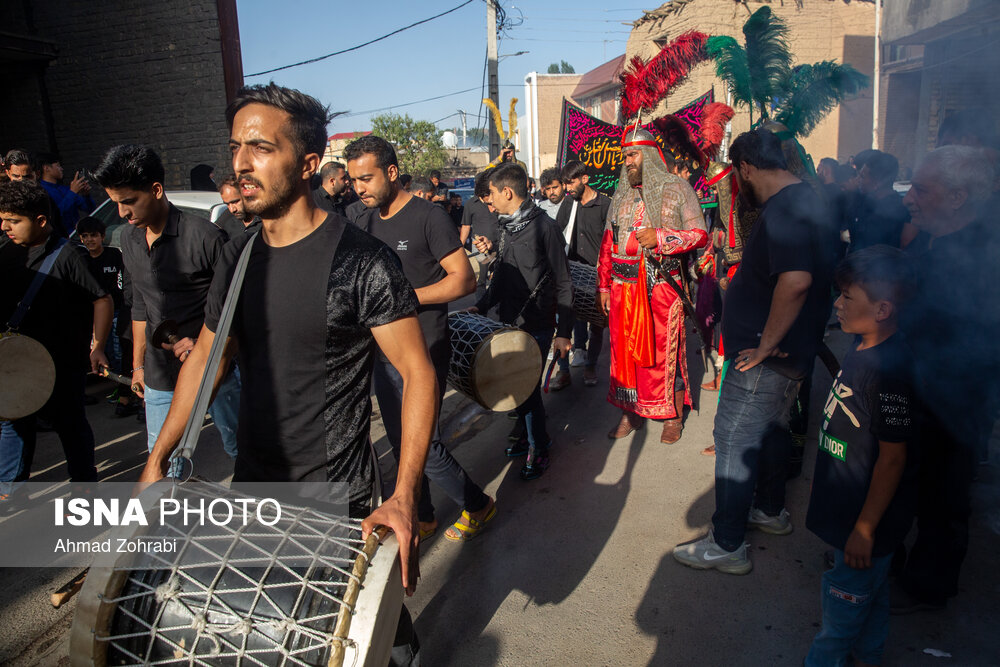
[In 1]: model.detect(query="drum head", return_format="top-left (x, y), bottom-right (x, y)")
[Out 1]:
top-left (471, 328), bottom-right (542, 411)
top-left (0, 333), bottom-right (55, 420)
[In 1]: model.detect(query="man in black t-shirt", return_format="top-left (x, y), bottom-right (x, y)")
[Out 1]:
top-left (553, 160), bottom-right (611, 388)
top-left (0, 181), bottom-right (112, 497)
top-left (847, 151), bottom-right (908, 252)
top-left (674, 129), bottom-right (838, 575)
top-left (348, 135), bottom-right (496, 542)
top-left (313, 160), bottom-right (358, 217)
top-left (138, 86), bottom-right (434, 614)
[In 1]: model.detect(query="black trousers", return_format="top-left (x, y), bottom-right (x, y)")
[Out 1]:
top-left (899, 413), bottom-right (977, 604)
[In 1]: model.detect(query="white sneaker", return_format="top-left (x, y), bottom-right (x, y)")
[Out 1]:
top-left (747, 507), bottom-right (793, 535)
top-left (673, 531), bottom-right (752, 575)
top-left (569, 349), bottom-right (587, 367)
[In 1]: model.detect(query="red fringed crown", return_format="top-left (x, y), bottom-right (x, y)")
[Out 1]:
top-left (699, 102), bottom-right (735, 159)
top-left (619, 31), bottom-right (711, 120)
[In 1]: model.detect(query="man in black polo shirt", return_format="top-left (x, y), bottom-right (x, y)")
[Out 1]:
top-left (429, 170), bottom-right (449, 204)
top-left (460, 170), bottom-right (498, 302)
top-left (673, 129), bottom-right (838, 574)
top-left (0, 180), bottom-right (112, 497)
top-left (95, 145), bottom-right (241, 460)
top-left (554, 160), bottom-right (610, 388)
top-left (348, 135), bottom-right (497, 542)
top-left (138, 85), bottom-right (435, 635)
top-left (313, 160), bottom-right (357, 217)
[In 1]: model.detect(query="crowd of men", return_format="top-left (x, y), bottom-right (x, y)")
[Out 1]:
top-left (0, 86), bottom-right (996, 665)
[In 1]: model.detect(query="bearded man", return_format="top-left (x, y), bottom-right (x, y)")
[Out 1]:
top-left (597, 127), bottom-right (707, 444)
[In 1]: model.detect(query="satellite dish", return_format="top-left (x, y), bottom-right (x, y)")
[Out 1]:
top-left (441, 131), bottom-right (458, 149)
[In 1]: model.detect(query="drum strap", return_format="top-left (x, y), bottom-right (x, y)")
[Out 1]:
top-left (6, 237), bottom-right (69, 331)
top-left (562, 200), bottom-right (578, 255)
top-left (172, 233), bottom-right (259, 465)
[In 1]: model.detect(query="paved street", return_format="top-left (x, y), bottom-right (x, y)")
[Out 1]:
top-left (2, 327), bottom-right (998, 666)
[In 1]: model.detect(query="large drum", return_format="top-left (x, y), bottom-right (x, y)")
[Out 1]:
top-left (568, 261), bottom-right (607, 328)
top-left (0, 331), bottom-right (55, 420)
top-left (70, 480), bottom-right (401, 667)
top-left (447, 311), bottom-right (542, 411)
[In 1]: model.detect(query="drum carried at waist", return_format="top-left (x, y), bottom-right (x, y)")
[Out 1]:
top-left (0, 330), bottom-right (56, 421)
top-left (568, 261), bottom-right (607, 328)
top-left (70, 479), bottom-right (402, 667)
top-left (447, 311), bottom-right (542, 411)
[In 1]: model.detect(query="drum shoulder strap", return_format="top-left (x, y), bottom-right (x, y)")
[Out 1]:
top-left (7, 237), bottom-right (69, 331)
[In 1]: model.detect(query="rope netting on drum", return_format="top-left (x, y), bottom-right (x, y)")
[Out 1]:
top-left (96, 484), bottom-right (373, 666)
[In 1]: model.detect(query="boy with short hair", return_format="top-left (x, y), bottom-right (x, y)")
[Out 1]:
top-left (77, 216), bottom-right (137, 417)
top-left (0, 181), bottom-right (112, 496)
top-left (805, 245), bottom-right (917, 667)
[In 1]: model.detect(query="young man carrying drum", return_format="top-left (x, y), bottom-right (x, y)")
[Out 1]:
top-left (347, 135), bottom-right (497, 543)
top-left (0, 180), bottom-right (112, 500)
top-left (472, 162), bottom-right (574, 480)
top-left (137, 84), bottom-right (434, 664)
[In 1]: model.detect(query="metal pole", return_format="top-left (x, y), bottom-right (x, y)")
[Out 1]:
top-left (872, 0), bottom-right (882, 149)
top-left (487, 0), bottom-right (501, 160)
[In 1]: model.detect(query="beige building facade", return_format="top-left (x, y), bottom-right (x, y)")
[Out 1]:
top-left (626, 0), bottom-right (877, 164)
top-left (878, 0), bottom-right (1000, 173)
top-left (520, 73), bottom-right (582, 178)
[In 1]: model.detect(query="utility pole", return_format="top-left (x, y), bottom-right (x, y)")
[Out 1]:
top-left (872, 0), bottom-right (881, 149)
top-left (486, 0), bottom-right (501, 160)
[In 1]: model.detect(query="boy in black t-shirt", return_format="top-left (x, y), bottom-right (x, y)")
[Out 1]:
top-left (804, 246), bottom-right (916, 667)
top-left (0, 181), bottom-right (113, 498)
top-left (78, 216), bottom-right (137, 416)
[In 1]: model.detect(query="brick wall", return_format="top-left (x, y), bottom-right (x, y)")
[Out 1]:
top-left (3, 0), bottom-right (235, 191)
top-left (626, 0), bottom-right (876, 164)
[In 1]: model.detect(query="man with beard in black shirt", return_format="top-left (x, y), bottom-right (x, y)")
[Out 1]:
top-left (313, 160), bottom-right (357, 217)
top-left (138, 84), bottom-right (436, 640)
top-left (673, 129), bottom-right (838, 574)
top-left (348, 135), bottom-right (496, 543)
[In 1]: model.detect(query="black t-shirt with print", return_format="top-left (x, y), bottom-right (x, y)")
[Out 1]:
top-left (204, 215), bottom-right (418, 510)
top-left (358, 196), bottom-right (461, 378)
top-left (806, 334), bottom-right (917, 556)
top-left (0, 234), bottom-right (106, 375)
top-left (85, 246), bottom-right (125, 311)
top-left (722, 182), bottom-right (838, 379)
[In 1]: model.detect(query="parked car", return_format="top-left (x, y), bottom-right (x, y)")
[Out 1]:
top-left (87, 191), bottom-right (233, 248)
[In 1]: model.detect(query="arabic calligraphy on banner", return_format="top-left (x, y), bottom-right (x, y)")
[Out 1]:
top-left (556, 92), bottom-right (717, 205)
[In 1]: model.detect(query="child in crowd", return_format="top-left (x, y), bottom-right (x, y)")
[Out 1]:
top-left (0, 181), bottom-right (112, 498)
top-left (77, 216), bottom-right (137, 417)
top-left (804, 245), bottom-right (917, 666)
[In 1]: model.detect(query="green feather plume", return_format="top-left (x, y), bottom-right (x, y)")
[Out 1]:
top-left (742, 6), bottom-right (792, 118)
top-left (705, 35), bottom-right (752, 110)
top-left (774, 61), bottom-right (870, 136)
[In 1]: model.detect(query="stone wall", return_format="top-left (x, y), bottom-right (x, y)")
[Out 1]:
top-left (1, 0), bottom-right (236, 191)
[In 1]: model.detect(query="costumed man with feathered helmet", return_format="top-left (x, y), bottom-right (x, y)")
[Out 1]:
top-left (597, 125), bottom-right (708, 444)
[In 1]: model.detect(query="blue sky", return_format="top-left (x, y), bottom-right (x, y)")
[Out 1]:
top-left (237, 1), bottom-right (644, 138)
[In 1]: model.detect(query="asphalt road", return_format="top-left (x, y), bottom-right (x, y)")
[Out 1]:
top-left (2, 326), bottom-right (998, 666)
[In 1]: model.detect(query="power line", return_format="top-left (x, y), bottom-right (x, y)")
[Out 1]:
top-left (246, 0), bottom-right (476, 77)
top-left (340, 87), bottom-right (482, 118)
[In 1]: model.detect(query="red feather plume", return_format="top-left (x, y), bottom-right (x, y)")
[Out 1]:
top-left (699, 102), bottom-right (735, 159)
top-left (619, 31), bottom-right (711, 120)
top-left (651, 115), bottom-right (708, 169)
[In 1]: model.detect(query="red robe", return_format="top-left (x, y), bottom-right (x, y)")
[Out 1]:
top-left (598, 194), bottom-right (708, 419)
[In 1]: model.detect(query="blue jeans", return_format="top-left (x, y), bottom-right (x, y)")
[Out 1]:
top-left (143, 367), bottom-right (241, 458)
top-left (0, 370), bottom-right (97, 494)
top-left (711, 362), bottom-right (799, 552)
top-left (558, 320), bottom-right (604, 372)
top-left (515, 330), bottom-right (554, 450)
top-left (373, 358), bottom-right (489, 523)
top-left (806, 550), bottom-right (893, 666)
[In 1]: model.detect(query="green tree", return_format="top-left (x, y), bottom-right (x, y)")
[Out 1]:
top-left (547, 61), bottom-right (575, 74)
top-left (369, 112), bottom-right (448, 174)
